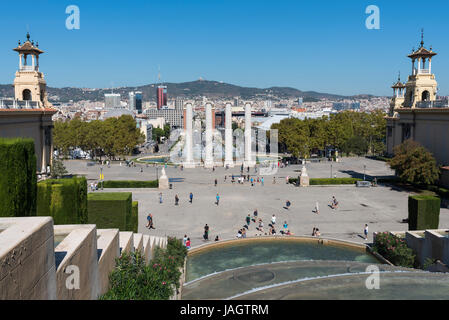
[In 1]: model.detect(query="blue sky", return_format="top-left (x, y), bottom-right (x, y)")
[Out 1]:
top-left (0, 0), bottom-right (448, 96)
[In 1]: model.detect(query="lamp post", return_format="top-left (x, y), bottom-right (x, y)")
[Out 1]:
top-left (100, 166), bottom-right (104, 190)
top-left (331, 164), bottom-right (333, 179)
top-left (363, 164), bottom-right (366, 181)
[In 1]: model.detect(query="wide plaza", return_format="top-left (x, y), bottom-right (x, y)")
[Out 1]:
top-left (65, 157), bottom-right (449, 247)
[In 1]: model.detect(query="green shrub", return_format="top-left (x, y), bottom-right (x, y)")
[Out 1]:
top-left (102, 180), bottom-right (158, 188)
top-left (88, 192), bottom-right (133, 231)
top-left (289, 177), bottom-right (361, 185)
top-left (37, 177), bottom-right (88, 224)
top-left (373, 232), bottom-right (415, 268)
top-left (310, 178), bottom-right (361, 185)
top-left (0, 138), bottom-right (37, 217)
top-left (408, 195), bottom-right (440, 231)
top-left (101, 237), bottom-right (187, 300)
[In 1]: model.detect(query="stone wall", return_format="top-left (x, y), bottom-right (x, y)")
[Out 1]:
top-left (0, 217), bottom-right (167, 300)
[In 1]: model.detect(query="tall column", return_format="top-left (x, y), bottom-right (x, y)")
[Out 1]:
top-left (183, 103), bottom-right (195, 168)
top-left (224, 103), bottom-right (234, 167)
top-left (244, 102), bottom-right (255, 167)
top-left (204, 103), bottom-right (214, 168)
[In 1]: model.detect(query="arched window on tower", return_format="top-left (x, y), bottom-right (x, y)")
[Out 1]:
top-left (22, 89), bottom-right (32, 101)
top-left (422, 90), bottom-right (430, 101)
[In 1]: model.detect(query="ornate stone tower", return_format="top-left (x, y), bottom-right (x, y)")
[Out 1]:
top-left (389, 73), bottom-right (405, 117)
top-left (403, 30), bottom-right (438, 109)
top-left (12, 33), bottom-right (51, 108)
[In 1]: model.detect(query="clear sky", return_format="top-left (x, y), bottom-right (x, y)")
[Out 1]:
top-left (0, 0), bottom-right (448, 96)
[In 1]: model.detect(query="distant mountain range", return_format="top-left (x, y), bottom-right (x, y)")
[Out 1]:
top-left (0, 80), bottom-right (376, 103)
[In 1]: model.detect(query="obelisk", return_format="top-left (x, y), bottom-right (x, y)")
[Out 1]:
top-left (183, 103), bottom-right (195, 168)
top-left (224, 103), bottom-right (234, 168)
top-left (244, 102), bottom-right (254, 167)
top-left (204, 103), bottom-right (214, 168)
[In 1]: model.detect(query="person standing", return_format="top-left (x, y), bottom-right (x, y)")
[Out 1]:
top-left (271, 214), bottom-right (276, 226)
top-left (175, 194), bottom-right (179, 206)
top-left (189, 192), bottom-right (193, 203)
top-left (286, 200), bottom-right (291, 210)
top-left (186, 238), bottom-right (191, 249)
top-left (183, 235), bottom-right (188, 246)
top-left (261, 177), bottom-right (264, 186)
top-left (246, 214), bottom-right (251, 226)
top-left (216, 193), bottom-right (220, 206)
top-left (215, 178), bottom-right (218, 187)
top-left (253, 209), bottom-right (258, 219)
top-left (364, 224), bottom-right (369, 240)
top-left (204, 224), bottom-right (210, 240)
top-left (159, 192), bottom-right (163, 204)
top-left (315, 201), bottom-right (320, 214)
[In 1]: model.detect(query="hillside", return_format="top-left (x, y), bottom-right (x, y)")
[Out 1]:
top-left (0, 80), bottom-right (373, 103)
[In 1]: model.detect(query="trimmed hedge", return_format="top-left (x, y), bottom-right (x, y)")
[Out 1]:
top-left (37, 177), bottom-right (88, 224)
top-left (408, 195), bottom-right (441, 231)
top-left (289, 177), bottom-right (361, 185)
top-left (88, 192), bottom-right (136, 232)
top-left (102, 180), bottom-right (158, 188)
top-left (129, 201), bottom-right (139, 233)
top-left (0, 138), bottom-right (37, 217)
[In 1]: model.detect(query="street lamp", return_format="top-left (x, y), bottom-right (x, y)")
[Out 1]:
top-left (331, 163), bottom-right (333, 179)
top-left (363, 164), bottom-right (366, 181)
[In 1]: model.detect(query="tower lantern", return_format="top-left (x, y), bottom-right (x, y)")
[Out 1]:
top-left (403, 30), bottom-right (438, 108)
top-left (12, 32), bottom-right (51, 108)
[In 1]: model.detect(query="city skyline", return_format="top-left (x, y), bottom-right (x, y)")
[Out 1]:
top-left (0, 0), bottom-right (448, 96)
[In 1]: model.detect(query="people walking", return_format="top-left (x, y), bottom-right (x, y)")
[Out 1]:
top-left (331, 196), bottom-right (339, 210)
top-left (286, 200), bottom-right (291, 210)
top-left (315, 201), bottom-right (320, 214)
top-left (216, 193), bottom-right (220, 206)
top-left (175, 194), bottom-right (179, 206)
top-left (189, 192), bottom-right (193, 203)
top-left (215, 178), bottom-right (218, 187)
top-left (364, 224), bottom-right (369, 240)
top-left (271, 214), bottom-right (276, 226)
top-left (146, 213), bottom-right (155, 229)
top-left (159, 192), bottom-right (163, 204)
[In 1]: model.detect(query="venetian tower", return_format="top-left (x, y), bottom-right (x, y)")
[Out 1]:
top-left (403, 30), bottom-right (438, 109)
top-left (13, 33), bottom-right (52, 108)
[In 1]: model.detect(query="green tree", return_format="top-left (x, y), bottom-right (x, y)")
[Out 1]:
top-left (50, 159), bottom-right (68, 178)
top-left (388, 139), bottom-right (440, 185)
top-left (342, 136), bottom-right (368, 156)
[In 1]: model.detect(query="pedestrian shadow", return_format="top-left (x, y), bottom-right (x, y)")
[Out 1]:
top-left (357, 234), bottom-right (366, 240)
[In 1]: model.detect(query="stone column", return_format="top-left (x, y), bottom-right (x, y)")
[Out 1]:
top-left (204, 103), bottom-right (214, 168)
top-left (244, 102), bottom-right (255, 167)
top-left (183, 103), bottom-right (195, 168)
top-left (224, 103), bottom-right (234, 167)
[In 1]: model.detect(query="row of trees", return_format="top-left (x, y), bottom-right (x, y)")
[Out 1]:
top-left (53, 115), bottom-right (145, 160)
top-left (270, 110), bottom-right (386, 158)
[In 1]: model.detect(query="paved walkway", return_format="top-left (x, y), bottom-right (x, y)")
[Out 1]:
top-left (65, 158), bottom-right (449, 247)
